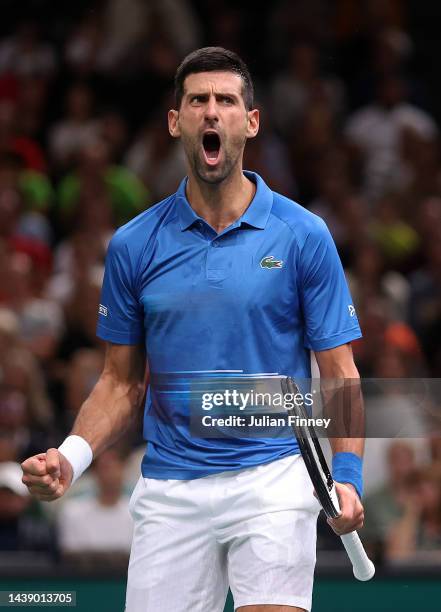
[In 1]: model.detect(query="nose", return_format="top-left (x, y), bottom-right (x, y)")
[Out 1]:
top-left (204, 95), bottom-right (218, 122)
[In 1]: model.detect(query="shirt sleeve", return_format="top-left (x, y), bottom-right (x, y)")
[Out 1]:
top-left (96, 232), bottom-right (144, 344)
top-left (299, 218), bottom-right (362, 351)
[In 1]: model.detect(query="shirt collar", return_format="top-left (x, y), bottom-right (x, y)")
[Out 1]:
top-left (175, 178), bottom-right (201, 231)
top-left (176, 171), bottom-right (273, 232)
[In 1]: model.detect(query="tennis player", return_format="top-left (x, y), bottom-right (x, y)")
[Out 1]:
top-left (22, 47), bottom-right (365, 612)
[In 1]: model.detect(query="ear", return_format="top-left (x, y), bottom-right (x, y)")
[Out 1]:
top-left (168, 109), bottom-right (181, 138)
top-left (246, 108), bottom-right (259, 139)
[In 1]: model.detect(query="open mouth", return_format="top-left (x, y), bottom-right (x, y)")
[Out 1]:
top-left (202, 132), bottom-right (221, 165)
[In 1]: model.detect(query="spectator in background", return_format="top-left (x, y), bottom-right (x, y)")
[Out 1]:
top-left (268, 0), bottom-right (331, 63)
top-left (151, 0), bottom-right (201, 57)
top-left (271, 40), bottom-right (345, 136)
top-left (415, 198), bottom-right (441, 244)
top-left (0, 21), bottom-right (56, 80)
top-left (100, 109), bottom-right (129, 163)
top-left (122, 37), bottom-right (179, 126)
top-left (243, 105), bottom-right (297, 198)
top-left (0, 243), bottom-right (62, 367)
top-left (397, 129), bottom-right (441, 219)
top-left (351, 27), bottom-right (414, 109)
top-left (206, 5), bottom-right (243, 56)
top-left (57, 139), bottom-right (148, 227)
top-left (290, 100), bottom-right (338, 202)
top-left (346, 241), bottom-right (410, 320)
top-left (16, 76), bottom-right (50, 141)
top-left (0, 99), bottom-right (47, 173)
top-left (1, 251), bottom-right (45, 319)
top-left (409, 238), bottom-right (441, 375)
top-left (0, 152), bottom-right (53, 222)
top-left (94, 0), bottom-right (149, 75)
top-left (362, 442), bottom-right (418, 560)
top-left (64, 11), bottom-right (104, 78)
top-left (352, 296), bottom-right (425, 378)
top-left (369, 193), bottom-right (420, 268)
top-left (56, 448), bottom-right (133, 566)
top-left (0, 308), bottom-right (54, 455)
top-left (0, 185), bottom-right (52, 276)
top-left (125, 109), bottom-right (186, 201)
top-left (386, 465), bottom-right (441, 561)
top-left (49, 83), bottom-right (100, 172)
top-left (19, 299), bottom-right (64, 365)
top-left (345, 73), bottom-right (438, 201)
top-left (309, 148), bottom-right (366, 264)
top-left (46, 224), bottom-right (106, 308)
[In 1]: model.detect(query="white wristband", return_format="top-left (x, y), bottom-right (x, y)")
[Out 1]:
top-left (58, 435), bottom-right (93, 485)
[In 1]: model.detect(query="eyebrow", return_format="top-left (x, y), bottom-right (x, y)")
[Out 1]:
top-left (185, 91), bottom-right (240, 100)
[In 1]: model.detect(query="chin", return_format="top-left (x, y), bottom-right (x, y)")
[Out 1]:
top-left (196, 158), bottom-right (236, 185)
top-left (195, 165), bottom-right (228, 184)
top-left (199, 171), bottom-right (227, 184)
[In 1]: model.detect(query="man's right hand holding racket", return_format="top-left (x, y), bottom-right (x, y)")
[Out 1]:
top-left (326, 481), bottom-right (365, 535)
top-left (21, 449), bottom-right (73, 502)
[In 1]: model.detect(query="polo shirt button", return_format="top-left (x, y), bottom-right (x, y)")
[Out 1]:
top-left (212, 242), bottom-right (219, 247)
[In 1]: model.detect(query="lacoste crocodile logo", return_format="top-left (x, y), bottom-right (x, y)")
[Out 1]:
top-left (260, 256), bottom-right (283, 269)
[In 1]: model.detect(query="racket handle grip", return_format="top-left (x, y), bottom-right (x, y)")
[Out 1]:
top-left (340, 531), bottom-right (375, 581)
top-left (329, 486), bottom-right (375, 580)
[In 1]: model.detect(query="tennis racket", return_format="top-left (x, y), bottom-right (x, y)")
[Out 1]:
top-left (281, 376), bottom-right (375, 581)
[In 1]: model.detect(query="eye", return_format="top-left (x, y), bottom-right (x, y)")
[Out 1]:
top-left (190, 95), bottom-right (204, 104)
top-left (221, 96), bottom-right (234, 105)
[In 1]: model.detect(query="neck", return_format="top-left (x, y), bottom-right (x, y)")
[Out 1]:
top-left (186, 166), bottom-right (256, 234)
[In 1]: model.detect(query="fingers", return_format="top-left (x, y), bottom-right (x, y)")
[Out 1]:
top-left (46, 448), bottom-right (61, 479)
top-left (328, 513), bottom-right (364, 535)
top-left (328, 482), bottom-right (364, 535)
top-left (26, 484), bottom-right (65, 502)
top-left (21, 454), bottom-right (48, 477)
top-left (22, 473), bottom-right (60, 489)
top-left (21, 450), bottom-right (65, 502)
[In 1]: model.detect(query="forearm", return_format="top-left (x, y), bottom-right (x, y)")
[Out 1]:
top-left (70, 372), bottom-right (145, 457)
top-left (315, 346), bottom-right (365, 496)
top-left (321, 363), bottom-right (365, 458)
top-left (329, 436), bottom-right (364, 457)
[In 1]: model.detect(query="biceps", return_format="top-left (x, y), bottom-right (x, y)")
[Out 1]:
top-left (102, 342), bottom-right (146, 385)
top-left (314, 343), bottom-right (359, 377)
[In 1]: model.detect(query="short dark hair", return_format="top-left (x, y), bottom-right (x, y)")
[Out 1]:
top-left (174, 47), bottom-right (254, 110)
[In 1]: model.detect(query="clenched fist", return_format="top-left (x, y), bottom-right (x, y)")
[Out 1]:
top-left (21, 448), bottom-right (73, 502)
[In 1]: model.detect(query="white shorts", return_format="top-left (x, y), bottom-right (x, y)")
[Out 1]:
top-left (125, 454), bottom-right (321, 612)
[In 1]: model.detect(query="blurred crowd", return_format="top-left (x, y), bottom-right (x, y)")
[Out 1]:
top-left (1, 0), bottom-right (441, 569)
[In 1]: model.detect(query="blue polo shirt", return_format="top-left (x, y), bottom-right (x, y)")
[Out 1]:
top-left (96, 171), bottom-right (362, 479)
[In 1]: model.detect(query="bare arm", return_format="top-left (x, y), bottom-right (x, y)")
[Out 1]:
top-left (21, 342), bottom-right (147, 501)
top-left (71, 342), bottom-right (147, 455)
top-left (314, 342), bottom-right (365, 534)
top-left (314, 343), bottom-right (364, 459)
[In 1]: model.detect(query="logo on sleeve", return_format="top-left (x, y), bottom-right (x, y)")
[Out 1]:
top-left (99, 304), bottom-right (108, 317)
top-left (348, 305), bottom-right (356, 317)
top-left (260, 256), bottom-right (283, 269)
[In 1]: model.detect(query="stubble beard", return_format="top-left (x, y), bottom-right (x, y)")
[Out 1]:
top-left (183, 133), bottom-right (246, 185)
